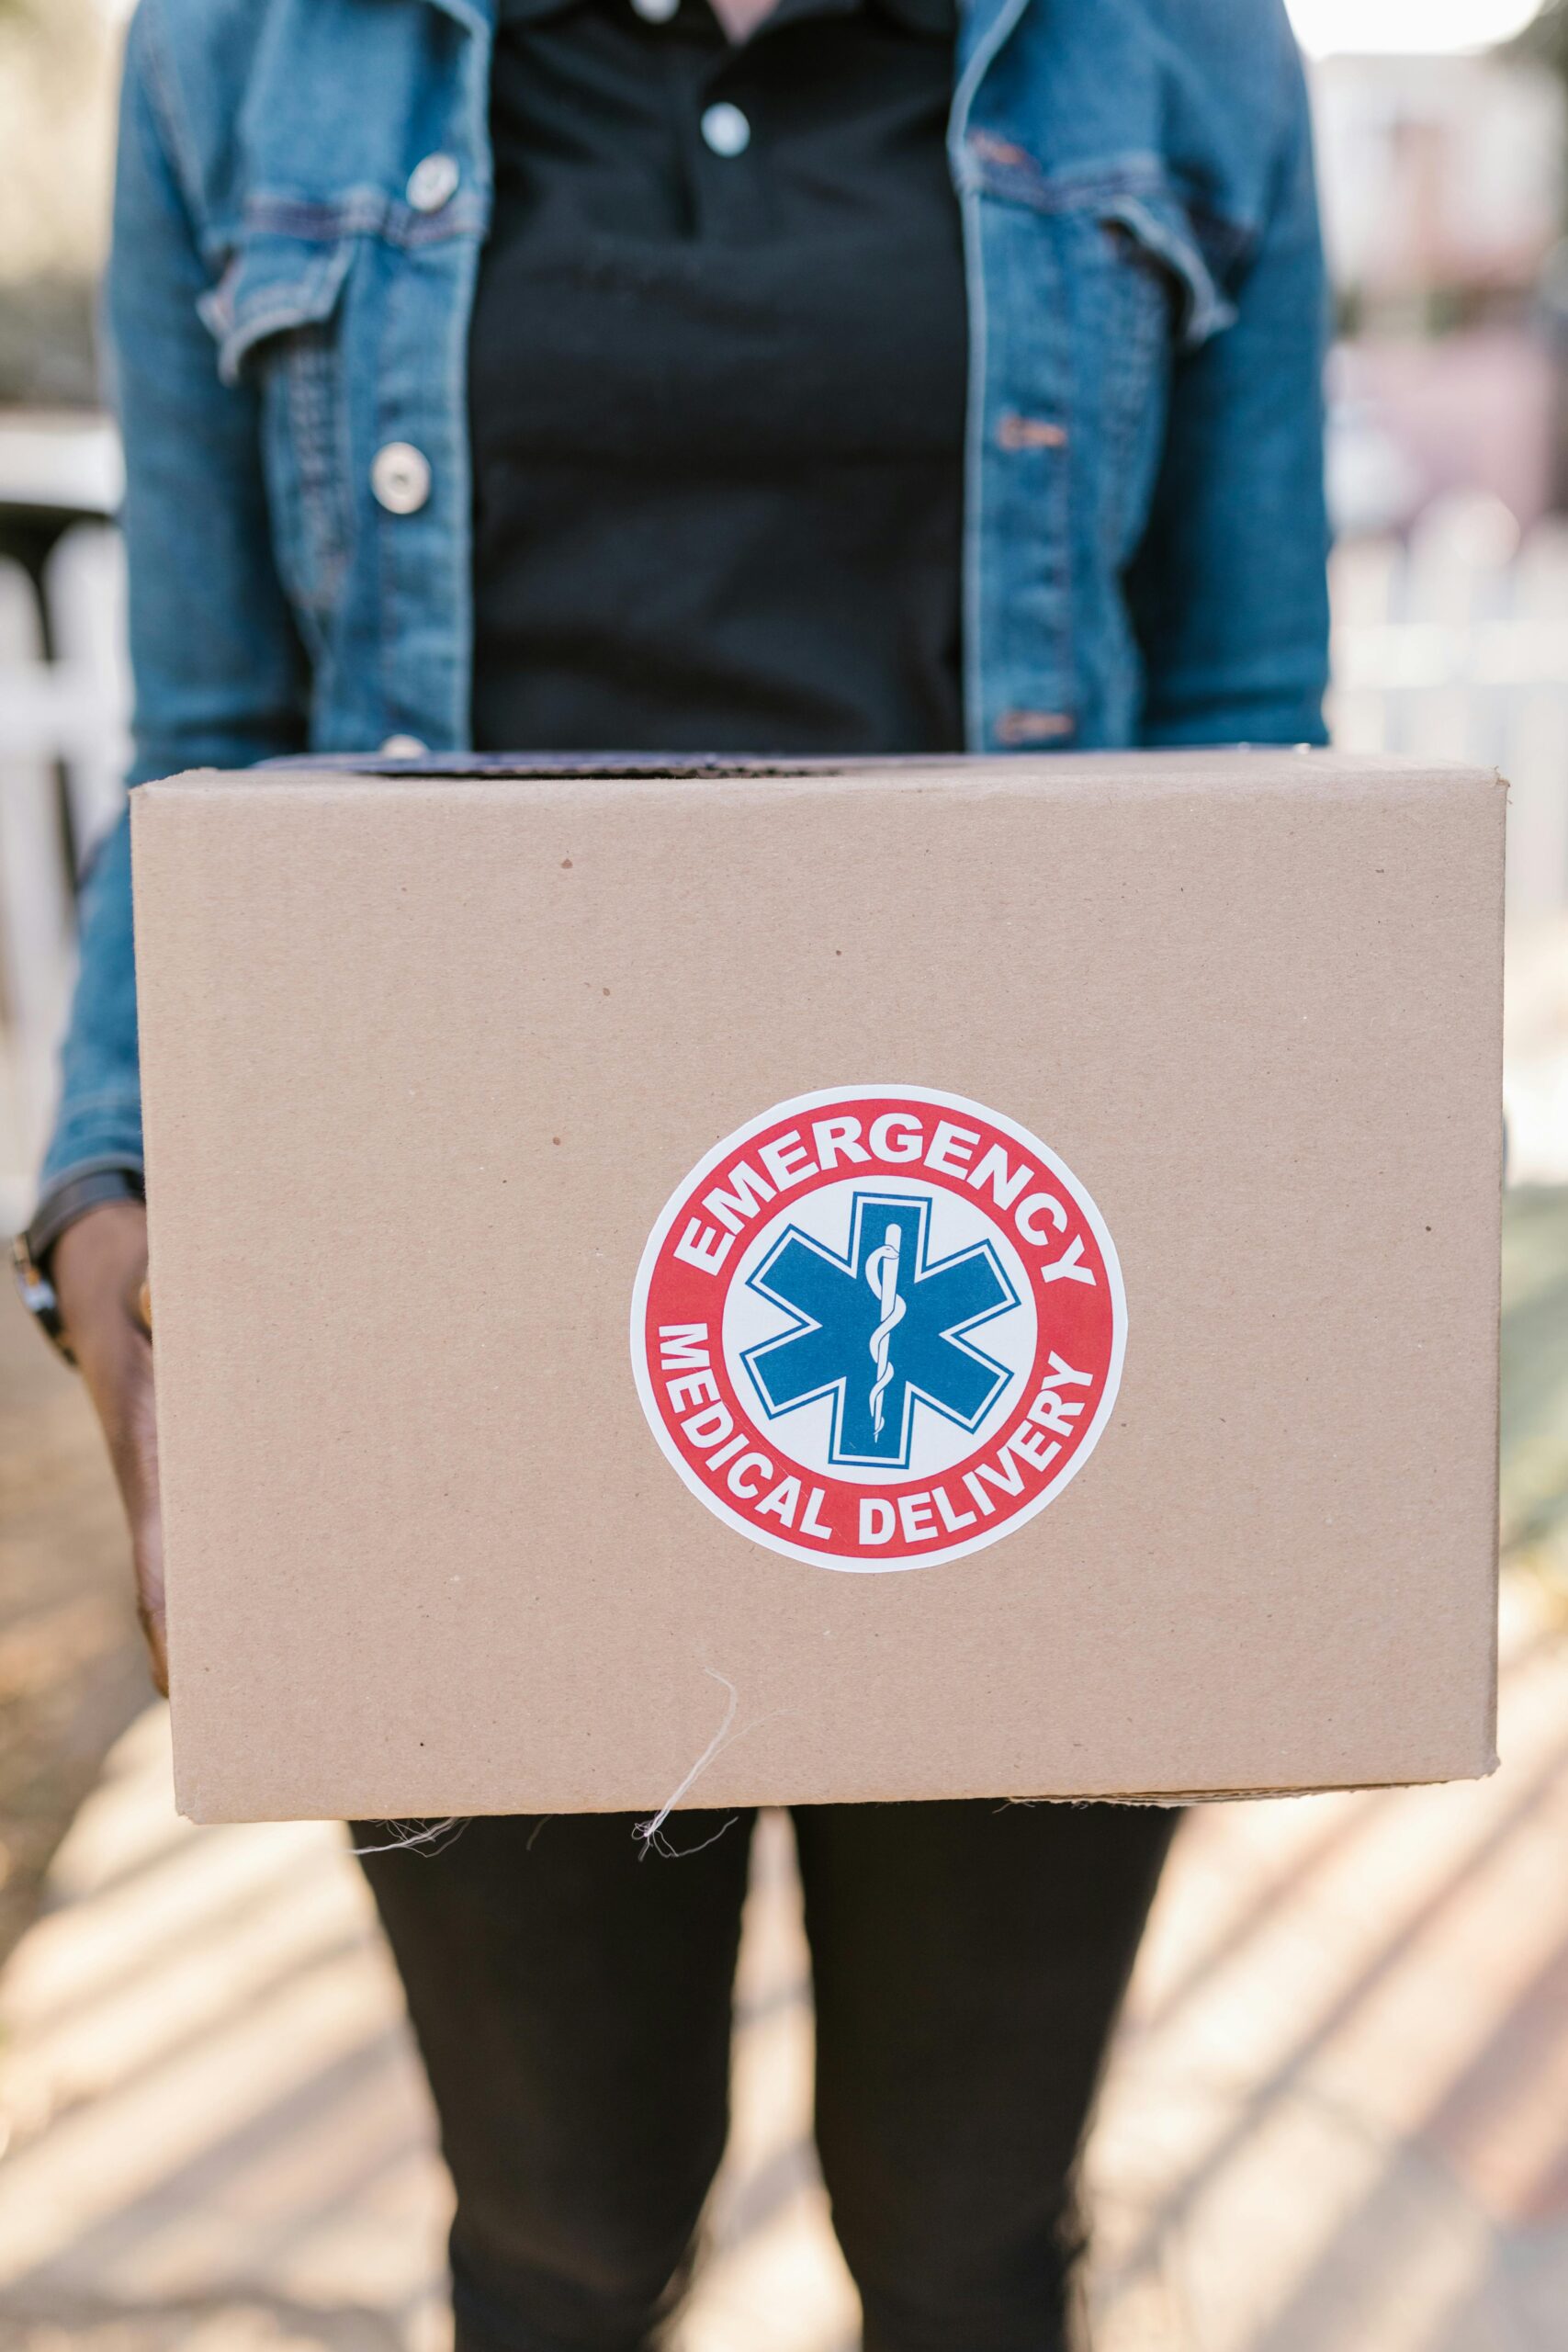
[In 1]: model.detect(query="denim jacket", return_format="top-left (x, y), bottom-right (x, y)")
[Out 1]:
top-left (39, 0), bottom-right (1329, 1202)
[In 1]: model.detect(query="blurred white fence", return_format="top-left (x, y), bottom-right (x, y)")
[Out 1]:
top-left (1330, 495), bottom-right (1568, 927)
top-left (0, 523), bottom-right (129, 1229)
top-left (3, 487), bottom-right (1568, 1227)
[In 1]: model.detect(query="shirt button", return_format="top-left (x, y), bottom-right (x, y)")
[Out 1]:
top-left (371, 442), bottom-right (431, 514)
top-left (406, 153), bottom-right (459, 213)
top-left (378, 734), bottom-right (427, 759)
top-left (700, 102), bottom-right (751, 158)
top-left (631, 0), bottom-right (680, 17)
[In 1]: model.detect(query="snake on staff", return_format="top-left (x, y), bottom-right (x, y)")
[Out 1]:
top-left (865, 1222), bottom-right (906, 1440)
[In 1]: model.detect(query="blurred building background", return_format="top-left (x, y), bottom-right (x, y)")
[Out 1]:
top-left (3, 6), bottom-right (1568, 2351)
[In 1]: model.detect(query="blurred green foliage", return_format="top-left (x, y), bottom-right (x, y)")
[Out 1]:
top-left (1500, 1185), bottom-right (1568, 1586)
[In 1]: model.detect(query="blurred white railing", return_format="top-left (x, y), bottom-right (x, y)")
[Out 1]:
top-left (1330, 495), bottom-right (1568, 925)
top-left (0, 524), bottom-right (129, 1229)
top-left (1330, 497), bottom-right (1568, 1180)
top-left (3, 487), bottom-right (1568, 1226)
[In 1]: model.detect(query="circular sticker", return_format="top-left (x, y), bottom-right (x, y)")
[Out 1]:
top-left (630, 1086), bottom-right (1126, 1571)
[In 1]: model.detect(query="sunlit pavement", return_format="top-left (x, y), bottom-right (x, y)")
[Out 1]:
top-left (0, 1567), bottom-right (1563, 2352)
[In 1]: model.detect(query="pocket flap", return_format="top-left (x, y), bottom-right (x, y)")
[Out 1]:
top-left (1097, 188), bottom-right (1236, 352)
top-left (963, 138), bottom-right (1241, 356)
top-left (198, 234), bottom-right (355, 387)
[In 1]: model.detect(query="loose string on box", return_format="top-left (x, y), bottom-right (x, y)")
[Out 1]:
top-left (346, 1668), bottom-right (784, 1863)
top-left (350, 1816), bottom-right (469, 1859)
top-left (634, 1668), bottom-right (790, 1861)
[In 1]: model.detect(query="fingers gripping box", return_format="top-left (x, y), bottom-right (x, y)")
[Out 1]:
top-left (130, 752), bottom-right (1505, 1822)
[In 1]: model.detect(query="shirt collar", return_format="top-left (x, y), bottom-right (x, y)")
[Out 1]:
top-left (496, 0), bottom-right (581, 21)
top-left (870, 0), bottom-right (955, 34)
top-left (760, 0), bottom-right (955, 33)
top-left (498, 0), bottom-right (954, 33)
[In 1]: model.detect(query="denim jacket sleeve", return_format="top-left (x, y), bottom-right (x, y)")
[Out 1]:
top-left (38, 3), bottom-right (309, 1195)
top-left (1126, 45), bottom-right (1331, 749)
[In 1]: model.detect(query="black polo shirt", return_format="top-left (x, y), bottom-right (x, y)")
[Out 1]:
top-left (468, 0), bottom-right (966, 757)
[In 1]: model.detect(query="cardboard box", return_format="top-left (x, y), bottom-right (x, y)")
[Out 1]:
top-left (131, 751), bottom-right (1505, 1823)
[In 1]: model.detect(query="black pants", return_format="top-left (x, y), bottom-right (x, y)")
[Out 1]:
top-left (356, 1801), bottom-right (1176, 2352)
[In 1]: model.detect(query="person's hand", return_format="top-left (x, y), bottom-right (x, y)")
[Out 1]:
top-left (50, 1201), bottom-right (165, 1693)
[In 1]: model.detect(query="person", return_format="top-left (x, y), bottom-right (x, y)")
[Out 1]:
top-left (11, 0), bottom-right (1330, 2345)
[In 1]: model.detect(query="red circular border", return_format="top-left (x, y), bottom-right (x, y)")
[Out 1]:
top-left (639, 1092), bottom-right (1118, 1565)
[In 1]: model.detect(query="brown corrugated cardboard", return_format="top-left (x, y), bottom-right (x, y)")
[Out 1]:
top-left (130, 752), bottom-right (1505, 1824)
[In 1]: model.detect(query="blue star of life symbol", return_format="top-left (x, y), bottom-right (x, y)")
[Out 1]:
top-left (740, 1191), bottom-right (1021, 1470)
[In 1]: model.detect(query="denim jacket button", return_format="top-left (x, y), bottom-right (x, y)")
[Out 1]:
top-left (996, 708), bottom-right (1075, 746)
top-left (372, 442), bottom-right (432, 514)
top-left (406, 153), bottom-right (459, 213)
top-left (701, 103), bottom-right (750, 158)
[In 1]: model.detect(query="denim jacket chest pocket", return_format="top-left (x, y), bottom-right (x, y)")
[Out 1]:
top-left (1089, 191), bottom-right (1234, 566)
top-left (962, 143), bottom-right (1239, 743)
top-left (976, 149), bottom-right (1233, 533)
top-left (198, 228), bottom-right (358, 656)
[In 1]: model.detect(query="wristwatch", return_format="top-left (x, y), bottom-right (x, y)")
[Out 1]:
top-left (10, 1166), bottom-right (146, 1365)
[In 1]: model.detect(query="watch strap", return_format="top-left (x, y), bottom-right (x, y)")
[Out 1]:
top-left (11, 1164), bottom-right (146, 1364)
